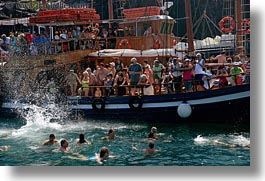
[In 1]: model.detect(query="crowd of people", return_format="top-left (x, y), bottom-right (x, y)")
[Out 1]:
top-left (0, 24), bottom-right (118, 60)
top-left (63, 52), bottom-right (250, 97)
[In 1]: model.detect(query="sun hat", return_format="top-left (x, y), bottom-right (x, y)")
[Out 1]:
top-left (131, 57), bottom-right (137, 62)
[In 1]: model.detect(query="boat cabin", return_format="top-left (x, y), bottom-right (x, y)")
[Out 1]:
top-left (116, 15), bottom-right (177, 50)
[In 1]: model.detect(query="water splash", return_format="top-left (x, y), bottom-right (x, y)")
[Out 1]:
top-left (194, 135), bottom-right (209, 144)
top-left (194, 134), bottom-right (250, 147)
top-left (230, 134), bottom-right (250, 147)
top-left (12, 103), bottom-right (68, 138)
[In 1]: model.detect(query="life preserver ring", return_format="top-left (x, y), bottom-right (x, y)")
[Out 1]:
top-left (153, 39), bottom-right (162, 49)
top-left (117, 39), bottom-right (132, 49)
top-left (92, 98), bottom-right (105, 111)
top-left (219, 16), bottom-right (235, 33)
top-left (241, 19), bottom-right (250, 34)
top-left (128, 96), bottom-right (143, 111)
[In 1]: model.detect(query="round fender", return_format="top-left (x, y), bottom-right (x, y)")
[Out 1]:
top-left (177, 102), bottom-right (192, 118)
top-left (128, 96), bottom-right (143, 111)
top-left (92, 98), bottom-right (105, 111)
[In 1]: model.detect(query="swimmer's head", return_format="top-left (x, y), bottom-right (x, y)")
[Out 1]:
top-left (79, 133), bottom-right (85, 141)
top-left (99, 147), bottom-right (109, 158)
top-left (49, 134), bottom-right (55, 140)
top-left (151, 127), bottom-right (157, 133)
top-left (60, 139), bottom-right (68, 147)
top-left (108, 129), bottom-right (114, 135)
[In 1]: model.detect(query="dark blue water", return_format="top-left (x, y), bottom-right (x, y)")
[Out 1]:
top-left (0, 105), bottom-right (250, 166)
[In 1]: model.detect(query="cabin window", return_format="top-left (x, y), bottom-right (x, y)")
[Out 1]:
top-left (160, 22), bottom-right (172, 34)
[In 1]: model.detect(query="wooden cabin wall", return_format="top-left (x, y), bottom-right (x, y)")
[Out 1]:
top-left (117, 19), bottom-right (176, 50)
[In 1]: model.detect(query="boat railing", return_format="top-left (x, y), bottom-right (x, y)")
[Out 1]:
top-left (0, 36), bottom-right (117, 61)
top-left (62, 74), bottom-right (249, 98)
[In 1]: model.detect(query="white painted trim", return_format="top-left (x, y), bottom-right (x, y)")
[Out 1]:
top-left (70, 91), bottom-right (250, 110)
top-left (1, 91), bottom-right (249, 110)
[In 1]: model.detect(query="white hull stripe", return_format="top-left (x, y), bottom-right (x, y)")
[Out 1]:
top-left (71, 91), bottom-right (250, 110)
top-left (2, 91), bottom-right (249, 110)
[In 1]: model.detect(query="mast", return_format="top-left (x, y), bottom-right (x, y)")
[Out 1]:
top-left (108, 0), bottom-right (114, 28)
top-left (235, 0), bottom-right (244, 55)
top-left (184, 0), bottom-right (195, 53)
top-left (108, 0), bottom-right (114, 20)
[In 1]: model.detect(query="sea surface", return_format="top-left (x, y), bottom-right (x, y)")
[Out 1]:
top-left (0, 104), bottom-right (250, 166)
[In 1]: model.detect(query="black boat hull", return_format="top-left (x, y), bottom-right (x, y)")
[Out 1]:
top-left (0, 85), bottom-right (250, 123)
top-left (69, 84), bottom-right (250, 123)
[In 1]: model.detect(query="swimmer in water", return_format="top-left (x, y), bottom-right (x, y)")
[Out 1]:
top-left (96, 146), bottom-right (115, 164)
top-left (108, 129), bottom-right (115, 140)
top-left (43, 134), bottom-right (58, 145)
top-left (0, 146), bottom-right (8, 151)
top-left (101, 128), bottom-right (115, 140)
top-left (77, 133), bottom-right (91, 145)
top-left (148, 127), bottom-right (158, 139)
top-left (143, 141), bottom-right (160, 153)
top-left (213, 140), bottom-right (250, 148)
top-left (59, 139), bottom-right (70, 152)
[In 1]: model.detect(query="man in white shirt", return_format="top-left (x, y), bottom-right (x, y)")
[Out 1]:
top-left (194, 53), bottom-right (206, 91)
top-left (171, 58), bottom-right (183, 94)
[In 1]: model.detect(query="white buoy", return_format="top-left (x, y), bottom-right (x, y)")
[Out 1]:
top-left (177, 102), bottom-right (192, 118)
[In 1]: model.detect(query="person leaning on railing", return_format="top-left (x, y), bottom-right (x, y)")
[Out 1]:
top-left (194, 53), bottom-right (206, 91)
top-left (114, 72), bottom-right (127, 96)
top-left (153, 58), bottom-right (165, 94)
top-left (128, 57), bottom-right (143, 96)
top-left (137, 74), bottom-right (154, 96)
top-left (244, 60), bottom-right (250, 84)
top-left (229, 62), bottom-right (244, 86)
top-left (182, 59), bottom-right (194, 93)
top-left (216, 65), bottom-right (228, 88)
top-left (171, 57), bottom-right (183, 94)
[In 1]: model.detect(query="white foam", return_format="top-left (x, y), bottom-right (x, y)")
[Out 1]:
top-left (194, 135), bottom-right (209, 143)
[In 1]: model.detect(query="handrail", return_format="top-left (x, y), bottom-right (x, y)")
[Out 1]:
top-left (0, 36), bottom-right (117, 60)
top-left (41, 75), bottom-right (249, 98)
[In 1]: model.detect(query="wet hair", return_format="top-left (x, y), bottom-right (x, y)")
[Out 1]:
top-left (49, 134), bottom-right (55, 139)
top-left (149, 142), bottom-right (154, 149)
top-left (108, 129), bottom-right (114, 135)
top-left (79, 133), bottom-right (86, 143)
top-left (60, 139), bottom-right (67, 147)
top-left (99, 147), bottom-right (109, 158)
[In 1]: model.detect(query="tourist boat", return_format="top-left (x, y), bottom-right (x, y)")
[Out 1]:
top-left (66, 84), bottom-right (250, 122)
top-left (0, 0), bottom-right (250, 123)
